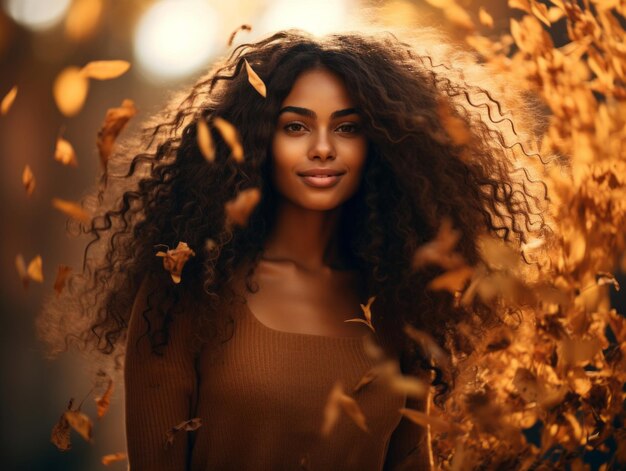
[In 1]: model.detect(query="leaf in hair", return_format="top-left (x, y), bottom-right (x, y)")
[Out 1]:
top-left (244, 58), bottom-right (267, 98)
top-left (155, 241), bottom-right (196, 284)
top-left (54, 264), bottom-right (72, 296)
top-left (52, 198), bottom-right (92, 224)
top-left (437, 99), bottom-right (472, 146)
top-left (22, 164), bottom-right (35, 196)
top-left (96, 99), bottom-right (137, 169)
top-left (1, 85), bottom-right (17, 115)
top-left (53, 66), bottom-right (89, 117)
top-left (321, 381), bottom-right (368, 437)
top-left (55, 136), bottom-right (78, 167)
top-left (80, 60), bottom-right (131, 80)
top-left (101, 452), bottom-right (127, 466)
top-left (213, 116), bottom-right (244, 162)
top-left (196, 118), bottom-right (215, 162)
top-left (224, 187), bottom-right (261, 228)
top-left (164, 418), bottom-right (202, 449)
top-left (15, 254), bottom-right (43, 288)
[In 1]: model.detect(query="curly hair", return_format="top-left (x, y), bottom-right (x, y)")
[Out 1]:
top-left (36, 26), bottom-right (554, 407)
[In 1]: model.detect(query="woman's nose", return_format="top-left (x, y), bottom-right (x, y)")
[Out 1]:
top-left (308, 129), bottom-right (335, 160)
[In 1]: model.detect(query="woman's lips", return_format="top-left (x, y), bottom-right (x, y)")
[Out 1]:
top-left (299, 174), bottom-right (344, 188)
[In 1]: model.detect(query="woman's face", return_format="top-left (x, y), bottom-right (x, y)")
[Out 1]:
top-left (271, 67), bottom-right (368, 211)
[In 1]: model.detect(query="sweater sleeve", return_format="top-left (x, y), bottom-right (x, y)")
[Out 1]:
top-left (124, 275), bottom-right (198, 471)
top-left (383, 392), bottom-right (434, 471)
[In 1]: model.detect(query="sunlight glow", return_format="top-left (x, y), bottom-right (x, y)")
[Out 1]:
top-left (255, 0), bottom-right (350, 38)
top-left (3, 0), bottom-right (71, 31)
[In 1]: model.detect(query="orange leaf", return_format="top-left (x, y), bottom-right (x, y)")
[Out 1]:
top-left (400, 407), bottom-right (464, 434)
top-left (22, 164), bottom-right (35, 196)
top-left (97, 99), bottom-right (137, 169)
top-left (16, 254), bottom-right (43, 288)
top-left (530, 0), bottom-right (552, 27)
top-left (65, 409), bottom-right (93, 443)
top-left (52, 198), bottom-right (91, 224)
top-left (444, 3), bottom-right (475, 31)
top-left (101, 452), bottom-right (127, 466)
top-left (508, 0), bottom-right (531, 13)
top-left (1, 85), bottom-right (17, 115)
top-left (165, 418), bottom-right (202, 449)
top-left (213, 116), bottom-right (244, 162)
top-left (155, 241), bottom-right (196, 284)
top-left (54, 264), bottom-right (72, 296)
top-left (55, 137), bottom-right (78, 167)
top-left (322, 381), bottom-right (368, 437)
top-left (81, 60), bottom-right (131, 80)
top-left (478, 7), bottom-right (494, 28)
top-left (411, 216), bottom-right (465, 271)
top-left (345, 295), bottom-right (376, 332)
top-left (224, 187), bottom-right (261, 228)
top-left (196, 118), bottom-right (215, 162)
top-left (95, 378), bottom-right (113, 419)
top-left (244, 59), bottom-right (267, 98)
top-left (53, 66), bottom-right (89, 117)
top-left (65, 0), bottom-right (103, 41)
top-left (427, 265), bottom-right (474, 293)
top-left (50, 413), bottom-right (72, 451)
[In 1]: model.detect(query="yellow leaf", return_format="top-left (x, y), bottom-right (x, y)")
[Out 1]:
top-left (322, 381), bottom-right (368, 437)
top-left (16, 254), bottom-right (43, 288)
top-left (444, 4), bottom-right (475, 31)
top-left (547, 6), bottom-right (565, 23)
top-left (427, 265), bottom-right (474, 293)
top-left (478, 7), bottom-right (494, 28)
top-left (95, 378), bottom-right (113, 419)
top-left (97, 99), bottom-right (137, 169)
top-left (50, 413), bottom-right (71, 451)
top-left (404, 324), bottom-right (452, 372)
top-left (509, 0), bottom-right (531, 13)
top-left (81, 60), bottom-right (131, 80)
top-left (389, 375), bottom-right (428, 398)
top-left (196, 118), bottom-right (215, 162)
top-left (530, 0), bottom-right (552, 27)
top-left (213, 116), bottom-right (244, 162)
top-left (54, 137), bottom-right (78, 167)
top-left (65, 409), bottom-right (93, 442)
top-left (54, 264), bottom-right (72, 296)
top-left (51, 198), bottom-right (92, 224)
top-left (53, 66), bottom-right (89, 117)
top-left (224, 187), bottom-right (261, 228)
top-left (155, 241), bottom-right (196, 284)
top-left (411, 216), bottom-right (465, 271)
top-left (437, 98), bottom-right (472, 146)
top-left (102, 452), bottom-right (127, 466)
top-left (22, 164), bottom-right (35, 196)
top-left (244, 58), bottom-right (266, 98)
top-left (65, 0), bottom-right (103, 41)
top-left (400, 407), bottom-right (464, 434)
top-left (352, 367), bottom-right (379, 393)
top-left (1, 85), bottom-right (17, 115)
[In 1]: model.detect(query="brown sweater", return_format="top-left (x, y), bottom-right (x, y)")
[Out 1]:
top-left (124, 276), bottom-right (432, 470)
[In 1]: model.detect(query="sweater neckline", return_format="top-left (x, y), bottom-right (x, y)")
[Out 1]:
top-left (240, 299), bottom-right (372, 343)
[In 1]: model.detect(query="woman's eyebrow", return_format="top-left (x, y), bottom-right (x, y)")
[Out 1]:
top-left (278, 106), bottom-right (360, 119)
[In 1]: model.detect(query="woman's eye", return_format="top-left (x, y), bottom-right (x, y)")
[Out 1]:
top-left (337, 123), bottom-right (360, 133)
top-left (285, 123), bottom-right (306, 133)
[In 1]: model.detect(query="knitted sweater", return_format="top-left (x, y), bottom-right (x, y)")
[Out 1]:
top-left (124, 276), bottom-right (432, 470)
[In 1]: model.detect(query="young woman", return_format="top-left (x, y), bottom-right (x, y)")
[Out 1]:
top-left (38, 26), bottom-right (551, 471)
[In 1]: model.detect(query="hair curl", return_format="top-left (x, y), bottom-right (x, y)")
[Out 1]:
top-left (36, 26), bottom-right (555, 408)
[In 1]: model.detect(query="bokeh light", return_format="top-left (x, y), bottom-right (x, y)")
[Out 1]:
top-left (3, 0), bottom-right (71, 31)
top-left (133, 0), bottom-right (219, 81)
top-left (256, 0), bottom-right (350, 38)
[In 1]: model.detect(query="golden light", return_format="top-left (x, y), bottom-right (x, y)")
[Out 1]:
top-left (3, 0), bottom-right (71, 31)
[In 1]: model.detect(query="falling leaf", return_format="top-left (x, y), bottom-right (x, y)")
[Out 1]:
top-left (52, 198), bottom-right (92, 224)
top-left (478, 7), bottom-right (494, 28)
top-left (228, 24), bottom-right (252, 46)
top-left (321, 381), bottom-right (368, 437)
top-left (80, 60), bottom-right (131, 80)
top-left (437, 99), bottom-right (472, 146)
top-left (444, 3), bottom-right (475, 31)
top-left (65, 409), bottom-right (93, 443)
top-left (353, 367), bottom-right (380, 393)
top-left (196, 118), bottom-right (215, 162)
top-left (102, 452), bottom-right (127, 466)
top-left (389, 375), bottom-right (428, 398)
top-left (95, 378), bottom-right (113, 419)
top-left (54, 264), bottom-right (72, 296)
top-left (213, 116), bottom-right (244, 162)
top-left (404, 324), bottom-right (452, 372)
top-left (54, 137), bottom-right (78, 167)
top-left (344, 295), bottom-right (376, 332)
top-left (22, 164), bottom-right (35, 196)
top-left (508, 0), bottom-right (531, 13)
top-left (427, 265), bottom-right (474, 293)
top-left (1, 85), bottom-right (17, 115)
top-left (412, 217), bottom-right (465, 271)
top-left (400, 408), bottom-right (464, 435)
top-left (155, 241), bottom-right (196, 284)
top-left (65, 0), bottom-right (103, 41)
top-left (96, 99), bottom-right (137, 169)
top-left (595, 271), bottom-right (620, 291)
top-left (50, 413), bottom-right (71, 451)
top-left (530, 0), bottom-right (552, 27)
top-left (224, 187), bottom-right (261, 228)
top-left (16, 254), bottom-right (43, 288)
top-left (165, 418), bottom-right (202, 449)
top-left (244, 59), bottom-right (266, 98)
top-left (53, 66), bottom-right (89, 117)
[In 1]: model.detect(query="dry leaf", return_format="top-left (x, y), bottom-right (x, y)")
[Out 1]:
top-left (95, 378), bottom-right (113, 419)
top-left (404, 324), bottom-right (452, 372)
top-left (54, 264), bottom-right (72, 296)
top-left (437, 99), bottom-right (472, 146)
top-left (400, 407), bottom-right (464, 434)
top-left (16, 254), bottom-right (43, 288)
top-left (52, 198), bottom-right (91, 224)
top-left (50, 413), bottom-right (71, 451)
top-left (353, 367), bottom-right (380, 393)
top-left (101, 452), bottom-right (127, 466)
top-left (412, 217), bottom-right (465, 271)
top-left (595, 271), bottom-right (620, 291)
top-left (224, 187), bottom-right (261, 228)
top-left (344, 295), bottom-right (376, 332)
top-left (478, 7), bottom-right (494, 28)
top-left (165, 418), bottom-right (202, 449)
top-left (97, 99), bottom-right (137, 169)
top-left (389, 375), bottom-right (428, 398)
top-left (213, 116), bottom-right (244, 162)
top-left (444, 4), bottom-right (475, 31)
top-left (53, 66), bottom-right (89, 117)
top-left (65, 0), bottom-right (103, 41)
top-left (22, 164), bottom-right (35, 196)
top-left (196, 118), bottom-right (215, 162)
top-left (530, 0), bottom-right (552, 27)
top-left (228, 24), bottom-right (252, 46)
top-left (508, 0), bottom-right (531, 13)
top-left (81, 60), bottom-right (131, 80)
top-left (427, 265), bottom-right (474, 293)
top-left (321, 381), bottom-right (368, 436)
top-left (54, 137), bottom-right (78, 167)
top-left (65, 409), bottom-right (93, 443)
top-left (244, 59), bottom-right (267, 98)
top-left (1, 85), bottom-right (17, 115)
top-left (155, 241), bottom-right (196, 284)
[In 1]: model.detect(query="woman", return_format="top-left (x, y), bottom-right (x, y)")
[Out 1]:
top-left (37, 26), bottom-right (551, 470)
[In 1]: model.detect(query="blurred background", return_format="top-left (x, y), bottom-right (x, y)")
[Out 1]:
top-left (0, 0), bottom-right (622, 470)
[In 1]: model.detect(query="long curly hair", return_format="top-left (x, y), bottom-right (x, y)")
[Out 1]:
top-left (36, 26), bottom-right (554, 407)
